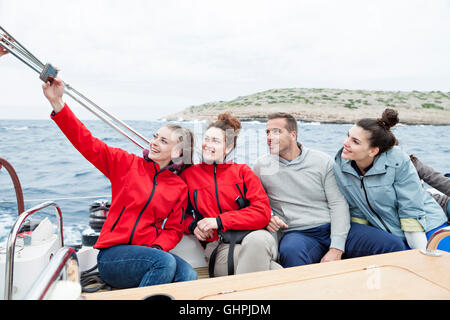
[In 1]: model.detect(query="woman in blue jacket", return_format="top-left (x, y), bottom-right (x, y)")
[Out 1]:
top-left (333, 109), bottom-right (449, 252)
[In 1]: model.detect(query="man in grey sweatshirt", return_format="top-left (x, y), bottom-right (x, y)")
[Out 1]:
top-left (253, 113), bottom-right (406, 267)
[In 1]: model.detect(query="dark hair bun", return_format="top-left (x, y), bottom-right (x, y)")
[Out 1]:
top-left (217, 112), bottom-right (242, 131)
top-left (378, 108), bottom-right (399, 129)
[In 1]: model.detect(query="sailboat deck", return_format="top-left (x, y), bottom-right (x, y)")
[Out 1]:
top-left (84, 249), bottom-right (450, 300)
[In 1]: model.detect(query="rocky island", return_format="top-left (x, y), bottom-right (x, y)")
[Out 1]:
top-left (166, 88), bottom-right (450, 125)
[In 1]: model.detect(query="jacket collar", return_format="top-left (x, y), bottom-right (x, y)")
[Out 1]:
top-left (336, 147), bottom-right (388, 177)
top-left (142, 149), bottom-right (183, 173)
top-left (274, 142), bottom-right (307, 166)
top-left (199, 161), bottom-right (233, 169)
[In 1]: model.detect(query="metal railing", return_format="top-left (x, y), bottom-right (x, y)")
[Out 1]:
top-left (0, 157), bottom-right (24, 215)
top-left (1, 25), bottom-right (150, 150)
top-left (24, 247), bottom-right (80, 300)
top-left (4, 201), bottom-right (63, 300)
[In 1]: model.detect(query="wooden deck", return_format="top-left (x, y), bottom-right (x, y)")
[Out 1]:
top-left (84, 249), bottom-right (450, 300)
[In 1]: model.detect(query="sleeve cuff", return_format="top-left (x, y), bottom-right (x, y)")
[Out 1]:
top-left (351, 217), bottom-right (370, 225)
top-left (330, 235), bottom-right (347, 252)
top-left (400, 218), bottom-right (425, 232)
top-left (50, 103), bottom-right (68, 119)
top-left (188, 219), bottom-right (198, 235)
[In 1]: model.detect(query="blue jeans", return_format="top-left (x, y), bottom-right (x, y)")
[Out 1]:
top-left (97, 245), bottom-right (197, 289)
top-left (279, 223), bottom-right (407, 267)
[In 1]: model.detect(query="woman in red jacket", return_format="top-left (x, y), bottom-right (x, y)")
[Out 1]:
top-left (181, 113), bottom-right (281, 277)
top-left (42, 77), bottom-right (197, 289)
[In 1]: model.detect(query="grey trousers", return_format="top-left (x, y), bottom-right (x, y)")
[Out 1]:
top-left (204, 229), bottom-right (282, 277)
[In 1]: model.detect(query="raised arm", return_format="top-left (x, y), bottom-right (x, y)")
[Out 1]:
top-left (42, 77), bottom-right (65, 113)
top-left (43, 76), bottom-right (133, 179)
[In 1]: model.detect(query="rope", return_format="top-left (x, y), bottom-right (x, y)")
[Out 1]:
top-left (80, 264), bottom-right (111, 293)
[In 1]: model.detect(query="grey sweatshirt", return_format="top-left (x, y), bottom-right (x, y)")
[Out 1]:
top-left (253, 145), bottom-right (350, 251)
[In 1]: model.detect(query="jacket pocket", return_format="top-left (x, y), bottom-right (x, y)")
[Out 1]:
top-left (364, 170), bottom-right (395, 188)
top-left (110, 206), bottom-right (126, 232)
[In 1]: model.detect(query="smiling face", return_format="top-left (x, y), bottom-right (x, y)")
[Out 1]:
top-left (266, 118), bottom-right (296, 156)
top-left (202, 127), bottom-right (233, 164)
top-left (148, 125), bottom-right (182, 166)
top-left (342, 125), bottom-right (380, 162)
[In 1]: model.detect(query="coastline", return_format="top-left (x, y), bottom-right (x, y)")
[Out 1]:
top-left (166, 88), bottom-right (450, 125)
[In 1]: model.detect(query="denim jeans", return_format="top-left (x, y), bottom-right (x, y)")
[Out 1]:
top-left (279, 222), bottom-right (407, 267)
top-left (97, 244), bottom-right (197, 289)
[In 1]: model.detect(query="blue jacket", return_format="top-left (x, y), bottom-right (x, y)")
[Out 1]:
top-left (333, 146), bottom-right (447, 239)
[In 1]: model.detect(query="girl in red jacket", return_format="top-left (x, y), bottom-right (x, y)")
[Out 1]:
top-left (42, 77), bottom-right (197, 289)
top-left (181, 113), bottom-right (280, 277)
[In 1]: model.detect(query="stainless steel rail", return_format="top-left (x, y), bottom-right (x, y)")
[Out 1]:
top-left (0, 26), bottom-right (45, 68)
top-left (1, 25), bottom-right (151, 150)
top-left (63, 86), bottom-right (149, 150)
top-left (24, 247), bottom-right (80, 300)
top-left (4, 201), bottom-right (63, 300)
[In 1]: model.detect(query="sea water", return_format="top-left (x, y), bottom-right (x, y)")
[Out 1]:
top-left (1, 119), bottom-right (449, 245)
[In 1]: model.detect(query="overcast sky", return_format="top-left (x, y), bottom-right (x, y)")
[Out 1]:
top-left (1, 0), bottom-right (449, 120)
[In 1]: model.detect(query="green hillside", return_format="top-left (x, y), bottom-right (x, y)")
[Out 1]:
top-left (167, 88), bottom-right (450, 125)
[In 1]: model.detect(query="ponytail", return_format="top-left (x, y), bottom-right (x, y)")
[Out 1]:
top-left (356, 108), bottom-right (399, 154)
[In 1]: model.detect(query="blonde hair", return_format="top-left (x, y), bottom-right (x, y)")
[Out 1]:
top-left (164, 123), bottom-right (194, 171)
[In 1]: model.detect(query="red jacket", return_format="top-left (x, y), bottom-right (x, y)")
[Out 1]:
top-left (51, 104), bottom-right (187, 251)
top-left (180, 162), bottom-right (271, 242)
